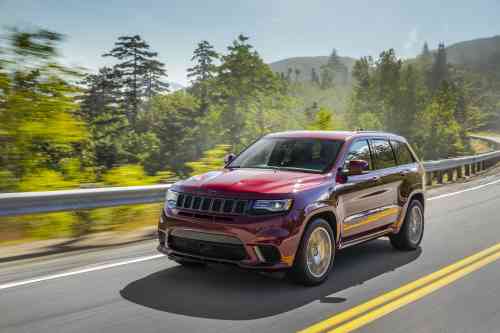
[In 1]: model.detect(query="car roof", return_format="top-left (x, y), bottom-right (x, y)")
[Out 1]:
top-left (264, 130), bottom-right (407, 142)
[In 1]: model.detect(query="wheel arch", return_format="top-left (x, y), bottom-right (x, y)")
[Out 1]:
top-left (394, 190), bottom-right (425, 233)
top-left (302, 208), bottom-right (339, 245)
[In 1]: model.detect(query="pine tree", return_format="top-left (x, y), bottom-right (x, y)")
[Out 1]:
top-left (78, 66), bottom-right (122, 122)
top-left (78, 67), bottom-right (129, 168)
top-left (187, 40), bottom-right (219, 111)
top-left (421, 42), bottom-right (431, 59)
top-left (143, 59), bottom-right (169, 98)
top-left (415, 81), bottom-right (464, 159)
top-left (286, 68), bottom-right (293, 82)
top-left (320, 49), bottom-right (344, 89)
top-left (103, 35), bottom-right (167, 124)
top-left (215, 34), bottom-right (280, 148)
top-left (311, 68), bottom-right (320, 85)
top-left (294, 68), bottom-right (301, 82)
top-left (429, 42), bottom-right (448, 92)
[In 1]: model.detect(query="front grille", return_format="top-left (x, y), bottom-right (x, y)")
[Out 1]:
top-left (169, 235), bottom-right (247, 261)
top-left (176, 193), bottom-right (248, 215)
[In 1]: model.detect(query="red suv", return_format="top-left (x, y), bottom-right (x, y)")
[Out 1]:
top-left (158, 131), bottom-right (425, 285)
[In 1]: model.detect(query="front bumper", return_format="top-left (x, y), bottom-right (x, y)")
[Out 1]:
top-left (157, 207), bottom-right (301, 270)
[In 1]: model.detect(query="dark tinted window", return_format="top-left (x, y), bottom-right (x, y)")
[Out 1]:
top-left (391, 140), bottom-right (415, 165)
top-left (371, 139), bottom-right (397, 169)
top-left (344, 140), bottom-right (373, 170)
top-left (229, 138), bottom-right (343, 173)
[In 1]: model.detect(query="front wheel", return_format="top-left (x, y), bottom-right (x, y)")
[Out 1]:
top-left (390, 200), bottom-right (424, 251)
top-left (289, 218), bottom-right (335, 286)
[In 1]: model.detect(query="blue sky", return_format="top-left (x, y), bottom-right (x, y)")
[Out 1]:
top-left (1, 0), bottom-right (499, 85)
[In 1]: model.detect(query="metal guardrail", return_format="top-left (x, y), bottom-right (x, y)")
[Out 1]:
top-left (422, 135), bottom-right (500, 185)
top-left (1, 135), bottom-right (499, 217)
top-left (0, 185), bottom-right (171, 217)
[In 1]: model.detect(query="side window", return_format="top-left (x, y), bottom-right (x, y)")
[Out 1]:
top-left (371, 139), bottom-right (397, 169)
top-left (391, 140), bottom-right (415, 165)
top-left (344, 140), bottom-right (373, 170)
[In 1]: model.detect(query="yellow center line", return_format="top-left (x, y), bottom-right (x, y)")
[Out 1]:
top-left (328, 249), bottom-right (500, 333)
top-left (298, 242), bottom-right (500, 333)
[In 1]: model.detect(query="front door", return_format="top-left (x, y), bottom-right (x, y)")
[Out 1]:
top-left (338, 138), bottom-right (401, 239)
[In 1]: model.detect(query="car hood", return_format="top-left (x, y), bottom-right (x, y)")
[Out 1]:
top-left (177, 168), bottom-right (331, 195)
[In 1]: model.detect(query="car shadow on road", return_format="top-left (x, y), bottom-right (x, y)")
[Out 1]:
top-left (120, 239), bottom-right (421, 320)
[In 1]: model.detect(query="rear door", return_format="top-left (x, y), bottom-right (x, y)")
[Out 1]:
top-left (367, 138), bottom-right (403, 227)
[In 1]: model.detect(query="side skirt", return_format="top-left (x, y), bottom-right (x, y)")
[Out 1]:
top-left (339, 225), bottom-right (394, 250)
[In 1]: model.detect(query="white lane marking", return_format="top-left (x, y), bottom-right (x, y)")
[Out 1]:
top-left (0, 254), bottom-right (164, 291)
top-left (2, 176), bottom-right (500, 291)
top-left (429, 178), bottom-right (500, 201)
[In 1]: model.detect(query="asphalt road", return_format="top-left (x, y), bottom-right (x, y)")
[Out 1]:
top-left (1, 174), bottom-right (500, 333)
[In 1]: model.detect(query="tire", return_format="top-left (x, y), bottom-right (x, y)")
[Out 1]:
top-left (289, 218), bottom-right (335, 286)
top-left (390, 200), bottom-right (424, 251)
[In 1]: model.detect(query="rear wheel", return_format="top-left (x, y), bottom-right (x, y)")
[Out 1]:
top-left (390, 200), bottom-right (424, 251)
top-left (289, 218), bottom-right (335, 286)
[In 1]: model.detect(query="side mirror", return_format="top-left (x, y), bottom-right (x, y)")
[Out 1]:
top-left (224, 153), bottom-right (236, 165)
top-left (346, 159), bottom-right (369, 176)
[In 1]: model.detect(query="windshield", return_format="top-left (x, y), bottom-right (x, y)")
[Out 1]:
top-left (228, 138), bottom-right (343, 173)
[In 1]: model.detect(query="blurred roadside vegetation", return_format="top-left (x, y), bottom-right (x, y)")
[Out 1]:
top-left (0, 27), bottom-right (499, 243)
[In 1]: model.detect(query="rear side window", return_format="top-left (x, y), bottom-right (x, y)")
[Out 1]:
top-left (371, 139), bottom-right (397, 169)
top-left (344, 140), bottom-right (373, 170)
top-left (391, 140), bottom-right (415, 165)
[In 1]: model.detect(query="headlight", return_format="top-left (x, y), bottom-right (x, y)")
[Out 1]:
top-left (165, 189), bottom-right (179, 209)
top-left (252, 199), bottom-right (293, 213)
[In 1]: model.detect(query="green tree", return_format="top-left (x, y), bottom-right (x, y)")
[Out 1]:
top-left (294, 68), bottom-right (301, 82)
top-left (311, 68), bottom-right (320, 85)
top-left (0, 28), bottom-right (88, 191)
top-left (307, 106), bottom-right (335, 130)
top-left (215, 34), bottom-right (281, 149)
top-left (320, 49), bottom-right (347, 89)
top-left (103, 35), bottom-right (167, 124)
top-left (348, 56), bottom-right (379, 127)
top-left (138, 92), bottom-right (201, 175)
top-left (78, 67), bottom-right (129, 169)
top-left (421, 42), bottom-right (431, 60)
top-left (186, 144), bottom-right (232, 176)
top-left (429, 42), bottom-right (448, 92)
top-left (187, 40), bottom-right (219, 111)
top-left (414, 82), bottom-right (464, 159)
top-left (143, 59), bottom-right (169, 98)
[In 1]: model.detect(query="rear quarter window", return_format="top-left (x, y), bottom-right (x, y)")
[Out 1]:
top-left (391, 140), bottom-right (415, 165)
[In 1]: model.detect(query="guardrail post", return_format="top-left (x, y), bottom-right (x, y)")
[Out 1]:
top-left (465, 164), bottom-right (471, 177)
top-left (456, 166), bottom-right (463, 179)
top-left (437, 171), bottom-right (444, 184)
top-left (425, 172), bottom-right (433, 186)
top-left (471, 163), bottom-right (476, 174)
top-left (446, 169), bottom-right (454, 182)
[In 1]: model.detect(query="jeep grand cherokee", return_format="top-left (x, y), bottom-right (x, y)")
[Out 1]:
top-left (158, 130), bottom-right (425, 285)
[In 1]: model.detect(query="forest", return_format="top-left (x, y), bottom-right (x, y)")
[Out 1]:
top-left (0, 28), bottom-right (499, 240)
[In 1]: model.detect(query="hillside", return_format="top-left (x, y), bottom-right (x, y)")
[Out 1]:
top-left (445, 35), bottom-right (500, 68)
top-left (269, 56), bottom-right (357, 84)
top-left (268, 35), bottom-right (500, 81)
